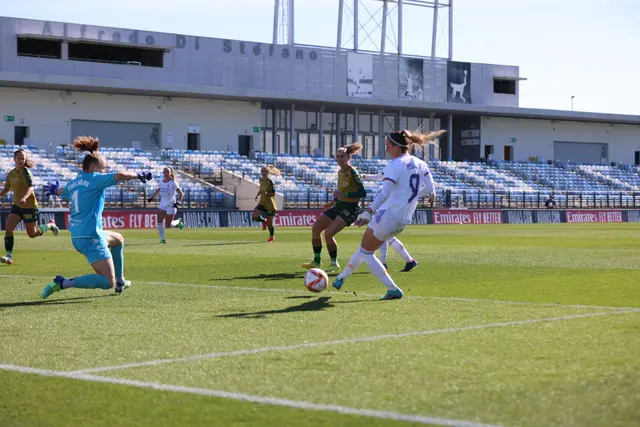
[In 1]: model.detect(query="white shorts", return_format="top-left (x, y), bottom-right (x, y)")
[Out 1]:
top-left (159, 201), bottom-right (177, 215)
top-left (368, 209), bottom-right (407, 242)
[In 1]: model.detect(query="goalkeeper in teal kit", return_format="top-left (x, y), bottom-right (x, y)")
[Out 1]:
top-left (40, 136), bottom-right (153, 299)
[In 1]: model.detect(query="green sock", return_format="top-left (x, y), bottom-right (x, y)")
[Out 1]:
top-left (37, 224), bottom-right (48, 234)
top-left (313, 244), bottom-right (322, 264)
top-left (268, 226), bottom-right (275, 237)
top-left (4, 236), bottom-right (14, 253)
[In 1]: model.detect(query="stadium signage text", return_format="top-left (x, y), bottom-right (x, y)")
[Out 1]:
top-left (506, 210), bottom-right (533, 225)
top-left (222, 40), bottom-right (318, 61)
top-left (432, 210), bottom-right (503, 225)
top-left (565, 210), bottom-right (623, 223)
top-left (628, 210), bottom-right (640, 223)
top-left (15, 209), bottom-right (638, 231)
top-left (37, 22), bottom-right (201, 49)
top-left (534, 210), bottom-right (562, 224)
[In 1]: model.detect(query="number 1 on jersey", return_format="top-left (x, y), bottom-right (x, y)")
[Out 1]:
top-left (71, 191), bottom-right (79, 214)
top-left (408, 173), bottom-right (420, 202)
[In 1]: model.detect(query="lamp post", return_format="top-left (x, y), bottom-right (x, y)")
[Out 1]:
top-left (571, 95), bottom-right (575, 111)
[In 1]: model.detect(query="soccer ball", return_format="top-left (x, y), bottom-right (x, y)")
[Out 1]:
top-left (304, 268), bottom-right (328, 293)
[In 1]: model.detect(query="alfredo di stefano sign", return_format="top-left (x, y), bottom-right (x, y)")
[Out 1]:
top-left (27, 21), bottom-right (320, 61)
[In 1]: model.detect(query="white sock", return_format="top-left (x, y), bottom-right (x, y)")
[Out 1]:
top-left (363, 252), bottom-right (400, 291)
top-left (157, 223), bottom-right (165, 240)
top-left (389, 237), bottom-right (413, 262)
top-left (170, 219), bottom-right (180, 227)
top-left (338, 246), bottom-right (366, 280)
top-left (379, 241), bottom-right (389, 263)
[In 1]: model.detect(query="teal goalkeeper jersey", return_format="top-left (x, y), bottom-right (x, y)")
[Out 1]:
top-left (61, 171), bottom-right (118, 239)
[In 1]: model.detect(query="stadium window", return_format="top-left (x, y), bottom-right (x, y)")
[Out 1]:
top-left (493, 79), bottom-right (516, 95)
top-left (345, 114), bottom-right (354, 132)
top-left (294, 111), bottom-right (306, 129)
top-left (407, 117), bottom-right (420, 131)
top-left (68, 42), bottom-right (164, 67)
top-left (358, 113), bottom-right (371, 133)
top-left (265, 109), bottom-right (273, 128)
top-left (307, 112), bottom-right (317, 129)
top-left (371, 114), bottom-right (379, 133)
top-left (17, 37), bottom-right (62, 59)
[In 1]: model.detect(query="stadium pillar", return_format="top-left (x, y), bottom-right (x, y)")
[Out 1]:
top-left (380, 0), bottom-right (388, 54)
top-left (378, 109), bottom-right (384, 158)
top-left (431, 0), bottom-right (439, 59)
top-left (336, 113), bottom-right (342, 150)
top-left (271, 107), bottom-right (277, 153)
top-left (319, 106), bottom-right (325, 156)
top-left (272, 0), bottom-right (279, 45)
top-left (353, 0), bottom-right (359, 51)
top-left (449, 0), bottom-right (454, 59)
top-left (289, 0), bottom-right (295, 46)
top-left (337, 0), bottom-right (344, 50)
top-left (290, 104), bottom-right (296, 154)
top-left (447, 114), bottom-right (453, 161)
top-left (354, 108), bottom-right (359, 145)
top-left (429, 112), bottom-right (435, 160)
top-left (398, 0), bottom-right (403, 55)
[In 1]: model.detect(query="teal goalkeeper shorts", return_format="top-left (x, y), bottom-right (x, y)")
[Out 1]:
top-left (72, 233), bottom-right (112, 266)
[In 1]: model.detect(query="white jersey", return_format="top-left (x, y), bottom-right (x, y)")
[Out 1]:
top-left (158, 179), bottom-right (180, 204)
top-left (381, 155), bottom-right (434, 224)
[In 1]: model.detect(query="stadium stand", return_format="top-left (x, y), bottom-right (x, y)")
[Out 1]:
top-left (0, 145), bottom-right (638, 210)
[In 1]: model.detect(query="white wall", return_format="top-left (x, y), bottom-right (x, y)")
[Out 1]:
top-left (471, 63), bottom-right (520, 108)
top-left (0, 87), bottom-right (262, 150)
top-left (481, 116), bottom-right (640, 164)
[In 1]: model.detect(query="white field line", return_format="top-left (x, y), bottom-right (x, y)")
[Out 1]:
top-left (68, 309), bottom-right (639, 375)
top-left (0, 273), bottom-right (636, 312)
top-left (0, 363), bottom-right (506, 427)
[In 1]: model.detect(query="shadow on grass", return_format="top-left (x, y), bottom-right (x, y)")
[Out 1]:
top-left (185, 242), bottom-right (262, 247)
top-left (209, 271), bottom-right (368, 282)
top-left (0, 294), bottom-right (114, 309)
top-left (216, 295), bottom-right (377, 319)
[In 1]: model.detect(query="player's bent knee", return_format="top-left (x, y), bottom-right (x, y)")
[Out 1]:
top-left (107, 231), bottom-right (124, 247)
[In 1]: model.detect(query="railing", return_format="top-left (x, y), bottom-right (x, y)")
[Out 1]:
top-left (446, 190), bottom-right (640, 210)
top-left (283, 189), bottom-right (640, 210)
top-left (1, 186), bottom-right (233, 210)
top-left (180, 163), bottom-right (225, 186)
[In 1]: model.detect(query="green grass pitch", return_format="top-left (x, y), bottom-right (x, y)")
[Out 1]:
top-left (1, 224), bottom-right (639, 427)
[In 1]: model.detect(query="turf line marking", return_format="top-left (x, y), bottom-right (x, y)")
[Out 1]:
top-left (68, 309), bottom-right (639, 375)
top-left (1, 273), bottom-right (636, 312)
top-left (0, 364), bottom-right (505, 427)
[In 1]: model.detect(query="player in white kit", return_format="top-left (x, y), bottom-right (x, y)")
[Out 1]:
top-left (333, 129), bottom-right (444, 300)
top-left (361, 171), bottom-right (419, 272)
top-left (147, 167), bottom-right (184, 244)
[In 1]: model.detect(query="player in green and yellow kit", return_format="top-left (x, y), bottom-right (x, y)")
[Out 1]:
top-left (252, 166), bottom-right (280, 242)
top-left (0, 148), bottom-right (59, 264)
top-left (302, 143), bottom-right (366, 272)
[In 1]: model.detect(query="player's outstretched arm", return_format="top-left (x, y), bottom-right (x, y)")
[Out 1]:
top-left (362, 173), bottom-right (384, 182)
top-left (115, 171), bottom-right (153, 183)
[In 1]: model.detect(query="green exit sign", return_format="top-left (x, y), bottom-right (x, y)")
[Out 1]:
top-left (509, 137), bottom-right (517, 143)
top-left (252, 127), bottom-right (261, 133)
top-left (4, 115), bottom-right (14, 122)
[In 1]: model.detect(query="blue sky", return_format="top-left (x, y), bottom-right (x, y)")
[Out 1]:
top-left (1, 0), bottom-right (638, 116)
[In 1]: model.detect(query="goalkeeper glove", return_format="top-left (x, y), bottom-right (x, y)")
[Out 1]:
top-left (137, 172), bottom-right (153, 183)
top-left (43, 180), bottom-right (60, 197)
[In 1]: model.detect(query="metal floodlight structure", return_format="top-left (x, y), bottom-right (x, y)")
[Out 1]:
top-left (273, 0), bottom-right (453, 60)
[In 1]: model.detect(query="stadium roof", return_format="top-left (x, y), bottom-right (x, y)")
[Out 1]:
top-left (2, 71), bottom-right (639, 126)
